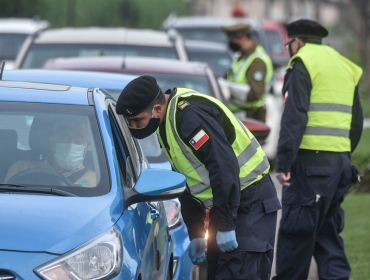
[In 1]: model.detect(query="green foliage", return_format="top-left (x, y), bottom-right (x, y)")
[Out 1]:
top-left (342, 193), bottom-right (370, 279)
top-left (0, 0), bottom-right (191, 29)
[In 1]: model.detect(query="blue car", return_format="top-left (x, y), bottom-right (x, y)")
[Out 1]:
top-left (2, 69), bottom-right (193, 280)
top-left (0, 78), bottom-right (188, 279)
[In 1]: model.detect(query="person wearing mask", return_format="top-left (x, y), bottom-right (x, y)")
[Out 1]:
top-left (273, 19), bottom-right (363, 280)
top-left (5, 119), bottom-right (96, 186)
top-left (223, 23), bottom-right (273, 122)
top-left (116, 75), bottom-right (281, 280)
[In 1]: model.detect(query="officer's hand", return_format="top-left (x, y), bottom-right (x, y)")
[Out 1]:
top-left (216, 230), bottom-right (238, 252)
top-left (276, 172), bottom-right (291, 186)
top-left (188, 238), bottom-right (206, 265)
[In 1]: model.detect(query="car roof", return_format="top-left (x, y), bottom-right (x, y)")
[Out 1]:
top-left (3, 69), bottom-right (136, 91)
top-left (42, 56), bottom-right (208, 76)
top-left (0, 80), bottom-right (91, 105)
top-left (33, 27), bottom-right (174, 47)
top-left (163, 16), bottom-right (260, 29)
top-left (184, 39), bottom-right (230, 52)
top-left (0, 18), bottom-right (49, 34)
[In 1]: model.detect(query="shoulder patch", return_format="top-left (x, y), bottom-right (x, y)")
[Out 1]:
top-left (288, 61), bottom-right (295, 70)
top-left (177, 100), bottom-right (190, 110)
top-left (189, 129), bottom-right (209, 150)
top-left (252, 70), bottom-right (264, 81)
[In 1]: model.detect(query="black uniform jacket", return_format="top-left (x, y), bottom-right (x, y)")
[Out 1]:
top-left (277, 57), bottom-right (364, 173)
top-left (159, 89), bottom-right (240, 240)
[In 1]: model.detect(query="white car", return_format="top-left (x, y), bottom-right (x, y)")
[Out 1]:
top-left (13, 27), bottom-right (188, 69)
top-left (0, 18), bottom-right (49, 69)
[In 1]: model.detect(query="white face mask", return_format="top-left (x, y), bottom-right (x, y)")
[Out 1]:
top-left (54, 143), bottom-right (86, 171)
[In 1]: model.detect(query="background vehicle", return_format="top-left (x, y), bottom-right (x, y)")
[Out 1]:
top-left (13, 27), bottom-right (188, 69)
top-left (3, 69), bottom-right (193, 280)
top-left (0, 80), bottom-right (187, 279)
top-left (184, 39), bottom-right (233, 78)
top-left (0, 17), bottom-right (49, 69)
top-left (41, 55), bottom-right (271, 145)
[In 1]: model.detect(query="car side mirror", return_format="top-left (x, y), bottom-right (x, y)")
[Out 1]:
top-left (122, 169), bottom-right (186, 209)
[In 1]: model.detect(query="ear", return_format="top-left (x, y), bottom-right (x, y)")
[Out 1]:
top-left (153, 104), bottom-right (162, 118)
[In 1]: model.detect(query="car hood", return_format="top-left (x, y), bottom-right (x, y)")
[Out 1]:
top-left (0, 191), bottom-right (123, 254)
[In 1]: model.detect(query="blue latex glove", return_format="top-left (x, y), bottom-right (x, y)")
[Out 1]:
top-left (188, 238), bottom-right (206, 265)
top-left (216, 230), bottom-right (238, 252)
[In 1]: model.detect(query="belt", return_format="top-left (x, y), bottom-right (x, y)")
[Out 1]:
top-left (298, 149), bottom-right (350, 156)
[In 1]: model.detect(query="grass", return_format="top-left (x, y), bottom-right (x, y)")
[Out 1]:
top-left (361, 96), bottom-right (370, 118)
top-left (342, 193), bottom-right (370, 279)
top-left (352, 129), bottom-right (370, 162)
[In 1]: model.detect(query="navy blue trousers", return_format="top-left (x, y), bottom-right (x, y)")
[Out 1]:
top-left (273, 152), bottom-right (352, 280)
top-left (207, 174), bottom-right (281, 280)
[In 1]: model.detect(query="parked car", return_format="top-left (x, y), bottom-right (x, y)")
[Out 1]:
top-left (13, 27), bottom-right (188, 69)
top-left (0, 79), bottom-right (187, 279)
top-left (41, 55), bottom-right (271, 145)
top-left (161, 15), bottom-right (271, 54)
top-left (184, 39), bottom-right (233, 78)
top-left (2, 69), bottom-right (193, 280)
top-left (0, 17), bottom-right (49, 69)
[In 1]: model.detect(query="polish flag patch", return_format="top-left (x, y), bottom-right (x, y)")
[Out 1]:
top-left (189, 129), bottom-right (210, 150)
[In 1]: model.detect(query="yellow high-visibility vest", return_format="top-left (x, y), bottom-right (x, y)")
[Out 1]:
top-left (157, 88), bottom-right (269, 209)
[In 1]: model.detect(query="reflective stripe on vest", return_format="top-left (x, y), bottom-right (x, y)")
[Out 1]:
top-left (158, 89), bottom-right (270, 209)
top-left (288, 43), bottom-right (362, 152)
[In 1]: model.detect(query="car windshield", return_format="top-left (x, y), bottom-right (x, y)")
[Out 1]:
top-left (21, 43), bottom-right (179, 68)
top-left (177, 28), bottom-right (228, 43)
top-left (187, 50), bottom-right (232, 77)
top-left (0, 33), bottom-right (28, 60)
top-left (266, 30), bottom-right (284, 54)
top-left (0, 102), bottom-right (109, 197)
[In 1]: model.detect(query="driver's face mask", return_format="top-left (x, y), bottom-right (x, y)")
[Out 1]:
top-left (128, 107), bottom-right (160, 139)
top-left (54, 143), bottom-right (85, 171)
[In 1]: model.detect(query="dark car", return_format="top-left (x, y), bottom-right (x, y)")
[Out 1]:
top-left (41, 55), bottom-right (270, 145)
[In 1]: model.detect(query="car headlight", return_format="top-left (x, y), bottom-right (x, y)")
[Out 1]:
top-left (35, 228), bottom-right (123, 280)
top-left (163, 199), bottom-right (183, 228)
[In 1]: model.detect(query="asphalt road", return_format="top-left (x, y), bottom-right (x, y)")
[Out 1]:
top-left (270, 171), bottom-right (319, 280)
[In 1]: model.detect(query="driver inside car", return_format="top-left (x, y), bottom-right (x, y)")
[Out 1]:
top-left (5, 120), bottom-right (96, 187)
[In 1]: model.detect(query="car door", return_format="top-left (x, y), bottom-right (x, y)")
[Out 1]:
top-left (106, 99), bottom-right (170, 280)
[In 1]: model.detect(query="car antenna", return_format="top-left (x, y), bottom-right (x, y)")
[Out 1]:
top-left (0, 61), bottom-right (5, 80)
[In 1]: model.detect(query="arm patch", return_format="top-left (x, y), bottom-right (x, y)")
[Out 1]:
top-left (178, 100), bottom-right (190, 110)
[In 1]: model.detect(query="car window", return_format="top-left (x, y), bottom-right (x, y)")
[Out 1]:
top-left (266, 30), bottom-right (284, 54)
top-left (0, 102), bottom-right (109, 197)
top-left (0, 33), bottom-right (28, 60)
top-left (187, 50), bottom-right (232, 77)
top-left (21, 44), bottom-right (178, 68)
top-left (138, 132), bottom-right (168, 164)
top-left (177, 28), bottom-right (228, 43)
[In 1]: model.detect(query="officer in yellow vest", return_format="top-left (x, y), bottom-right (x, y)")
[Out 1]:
top-left (116, 75), bottom-right (281, 280)
top-left (273, 19), bottom-right (364, 280)
top-left (222, 23), bottom-right (273, 122)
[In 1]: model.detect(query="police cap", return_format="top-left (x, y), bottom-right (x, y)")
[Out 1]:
top-left (116, 75), bottom-right (160, 117)
top-left (287, 19), bottom-right (328, 39)
top-left (222, 23), bottom-right (250, 38)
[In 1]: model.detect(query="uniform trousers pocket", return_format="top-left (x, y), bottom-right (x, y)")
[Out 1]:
top-left (280, 201), bottom-right (319, 236)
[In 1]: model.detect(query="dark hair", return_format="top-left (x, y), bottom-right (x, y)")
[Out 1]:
top-left (145, 88), bottom-right (166, 114)
top-left (298, 37), bottom-right (322, 44)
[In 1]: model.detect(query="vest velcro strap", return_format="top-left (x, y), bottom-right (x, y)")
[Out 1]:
top-left (240, 156), bottom-right (270, 187)
top-left (309, 103), bottom-right (352, 114)
top-left (304, 126), bottom-right (350, 137)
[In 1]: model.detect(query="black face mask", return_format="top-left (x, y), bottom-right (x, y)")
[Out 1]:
top-left (129, 117), bottom-right (160, 139)
top-left (228, 41), bottom-right (241, 52)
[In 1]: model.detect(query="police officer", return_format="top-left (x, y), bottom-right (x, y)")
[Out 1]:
top-left (222, 23), bottom-right (274, 122)
top-left (273, 19), bottom-right (364, 280)
top-left (116, 76), bottom-right (281, 280)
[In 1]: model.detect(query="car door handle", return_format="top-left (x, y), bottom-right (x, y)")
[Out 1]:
top-left (150, 208), bottom-right (160, 221)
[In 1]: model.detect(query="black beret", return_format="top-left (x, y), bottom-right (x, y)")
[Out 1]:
top-left (116, 75), bottom-right (160, 117)
top-left (287, 19), bottom-right (328, 39)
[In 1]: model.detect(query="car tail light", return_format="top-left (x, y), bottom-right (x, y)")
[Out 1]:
top-left (163, 199), bottom-right (183, 228)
